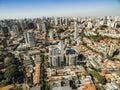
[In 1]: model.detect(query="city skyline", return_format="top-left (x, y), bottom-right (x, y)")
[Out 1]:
top-left (0, 0), bottom-right (120, 19)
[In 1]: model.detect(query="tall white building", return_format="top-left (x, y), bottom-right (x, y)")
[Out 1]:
top-left (58, 40), bottom-right (64, 53)
top-left (41, 22), bottom-right (46, 32)
top-left (87, 21), bottom-right (92, 28)
top-left (49, 29), bottom-right (53, 40)
top-left (54, 17), bottom-right (58, 26)
top-left (108, 44), bottom-right (115, 56)
top-left (58, 41), bottom-right (64, 63)
top-left (24, 29), bottom-right (36, 47)
top-left (74, 21), bottom-right (78, 39)
top-left (36, 23), bottom-right (41, 31)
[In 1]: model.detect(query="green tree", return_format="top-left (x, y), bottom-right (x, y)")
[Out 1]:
top-left (4, 64), bottom-right (18, 83)
top-left (0, 72), bottom-right (3, 82)
top-left (57, 29), bottom-right (65, 34)
top-left (88, 71), bottom-right (106, 84)
top-left (12, 86), bottom-right (22, 90)
top-left (116, 21), bottom-right (120, 28)
top-left (4, 57), bottom-right (16, 66)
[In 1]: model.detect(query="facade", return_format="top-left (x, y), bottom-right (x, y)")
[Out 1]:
top-left (11, 25), bottom-right (19, 36)
top-left (63, 18), bottom-right (68, 26)
top-left (24, 29), bottom-right (36, 47)
top-left (49, 55), bottom-right (61, 67)
top-left (108, 44), bottom-right (115, 56)
top-left (49, 29), bottom-right (54, 40)
top-left (49, 47), bottom-right (61, 67)
top-left (41, 22), bottom-right (46, 32)
top-left (65, 54), bottom-right (78, 66)
top-left (58, 40), bottom-right (64, 53)
top-left (36, 23), bottom-right (41, 31)
top-left (54, 17), bottom-right (58, 26)
top-left (58, 17), bottom-right (62, 25)
top-left (74, 21), bottom-right (78, 39)
top-left (2, 38), bottom-right (8, 48)
top-left (1, 27), bottom-right (9, 36)
top-left (65, 48), bottom-right (78, 66)
top-left (87, 21), bottom-right (92, 28)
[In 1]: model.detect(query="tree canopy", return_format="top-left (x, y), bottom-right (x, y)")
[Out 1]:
top-left (87, 71), bottom-right (106, 84)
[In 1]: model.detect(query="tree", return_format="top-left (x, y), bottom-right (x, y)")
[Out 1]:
top-left (12, 86), bottom-right (22, 90)
top-left (4, 64), bottom-right (18, 83)
top-left (116, 21), bottom-right (120, 28)
top-left (4, 57), bottom-right (16, 66)
top-left (57, 29), bottom-right (65, 34)
top-left (101, 25), bottom-right (108, 29)
top-left (0, 51), bottom-right (23, 86)
top-left (44, 55), bottom-right (48, 61)
top-left (0, 56), bottom-right (4, 62)
top-left (97, 75), bottom-right (106, 84)
top-left (0, 52), bottom-right (5, 62)
top-left (0, 72), bottom-right (3, 82)
top-left (88, 71), bottom-right (106, 84)
top-left (1, 80), bottom-right (8, 86)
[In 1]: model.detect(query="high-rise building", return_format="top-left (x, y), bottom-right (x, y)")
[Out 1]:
top-left (2, 38), bottom-right (8, 48)
top-left (58, 41), bottom-right (65, 65)
top-left (41, 22), bottom-right (46, 32)
top-left (65, 48), bottom-right (78, 66)
top-left (58, 40), bottom-right (64, 53)
top-left (108, 44), bottom-right (115, 56)
top-left (24, 29), bottom-right (36, 47)
top-left (74, 21), bottom-right (78, 39)
top-left (58, 17), bottom-right (62, 25)
top-left (50, 55), bottom-right (61, 67)
top-left (65, 54), bottom-right (77, 66)
top-left (36, 23), bottom-right (41, 31)
top-left (49, 47), bottom-right (61, 67)
top-left (27, 22), bottom-right (34, 29)
top-left (49, 29), bottom-right (54, 40)
top-left (1, 27), bottom-right (9, 36)
top-left (54, 17), bottom-right (58, 26)
top-left (87, 21), bottom-right (92, 28)
top-left (20, 20), bottom-right (26, 31)
top-left (64, 18), bottom-right (68, 26)
top-left (11, 25), bottom-right (19, 36)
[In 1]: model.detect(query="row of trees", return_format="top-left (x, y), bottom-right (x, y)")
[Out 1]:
top-left (87, 71), bottom-right (106, 84)
top-left (40, 55), bottom-right (49, 90)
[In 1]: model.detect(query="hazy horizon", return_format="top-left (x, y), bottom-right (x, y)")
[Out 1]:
top-left (0, 0), bottom-right (120, 19)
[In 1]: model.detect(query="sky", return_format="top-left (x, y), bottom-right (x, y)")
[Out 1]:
top-left (0, 0), bottom-right (120, 19)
